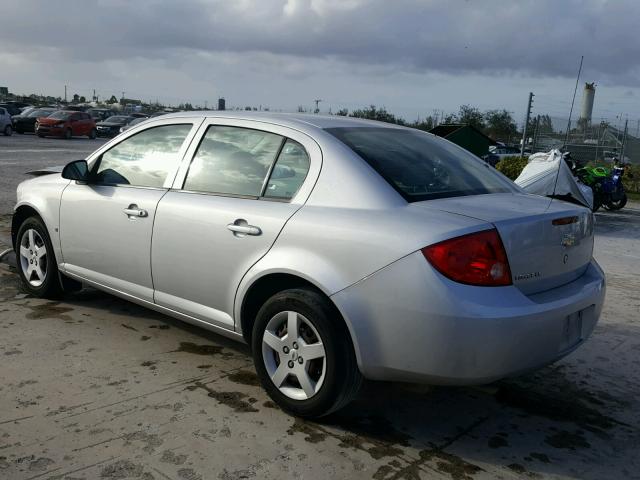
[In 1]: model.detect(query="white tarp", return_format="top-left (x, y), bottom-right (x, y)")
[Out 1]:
top-left (515, 149), bottom-right (593, 209)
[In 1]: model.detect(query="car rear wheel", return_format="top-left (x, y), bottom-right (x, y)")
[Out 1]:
top-left (88, 128), bottom-right (97, 139)
top-left (252, 288), bottom-right (362, 418)
top-left (64, 128), bottom-right (72, 139)
top-left (3, 125), bottom-right (12, 136)
top-left (16, 217), bottom-right (63, 298)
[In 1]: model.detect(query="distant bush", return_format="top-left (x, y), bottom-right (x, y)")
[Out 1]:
top-left (622, 164), bottom-right (640, 193)
top-left (495, 156), bottom-right (528, 180)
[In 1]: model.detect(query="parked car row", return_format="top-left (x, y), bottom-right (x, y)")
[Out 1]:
top-left (0, 102), bottom-right (163, 138)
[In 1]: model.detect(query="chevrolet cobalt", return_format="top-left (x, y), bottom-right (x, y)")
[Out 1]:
top-left (12, 112), bottom-right (605, 417)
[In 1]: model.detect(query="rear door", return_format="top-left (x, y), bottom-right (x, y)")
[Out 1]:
top-left (59, 118), bottom-right (201, 300)
top-left (151, 119), bottom-right (321, 329)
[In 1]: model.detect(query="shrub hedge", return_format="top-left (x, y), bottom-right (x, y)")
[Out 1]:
top-left (495, 156), bottom-right (528, 180)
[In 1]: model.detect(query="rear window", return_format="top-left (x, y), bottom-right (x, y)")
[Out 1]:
top-left (49, 111), bottom-right (72, 120)
top-left (326, 127), bottom-right (517, 202)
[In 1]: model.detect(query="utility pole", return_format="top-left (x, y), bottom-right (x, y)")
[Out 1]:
top-left (64, 85), bottom-right (67, 103)
top-left (520, 92), bottom-right (534, 158)
top-left (314, 99), bottom-right (322, 114)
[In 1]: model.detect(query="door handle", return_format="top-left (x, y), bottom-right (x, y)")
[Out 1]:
top-left (227, 219), bottom-right (262, 237)
top-left (123, 204), bottom-right (148, 218)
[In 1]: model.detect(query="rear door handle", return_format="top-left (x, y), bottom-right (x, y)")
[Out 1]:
top-left (227, 219), bottom-right (261, 236)
top-left (123, 204), bottom-right (148, 218)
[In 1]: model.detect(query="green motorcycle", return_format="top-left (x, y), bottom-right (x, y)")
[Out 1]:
top-left (576, 165), bottom-right (628, 212)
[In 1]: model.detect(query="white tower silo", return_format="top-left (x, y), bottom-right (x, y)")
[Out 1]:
top-left (579, 82), bottom-right (596, 126)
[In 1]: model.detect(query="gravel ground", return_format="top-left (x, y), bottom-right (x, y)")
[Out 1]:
top-left (1, 135), bottom-right (639, 479)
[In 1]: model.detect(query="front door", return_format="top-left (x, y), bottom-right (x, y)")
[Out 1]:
top-left (151, 123), bottom-right (315, 329)
top-left (59, 121), bottom-right (197, 300)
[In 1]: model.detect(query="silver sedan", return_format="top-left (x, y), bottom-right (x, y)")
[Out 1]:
top-left (11, 112), bottom-right (605, 417)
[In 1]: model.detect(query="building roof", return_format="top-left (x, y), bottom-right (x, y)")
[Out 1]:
top-left (429, 123), bottom-right (497, 145)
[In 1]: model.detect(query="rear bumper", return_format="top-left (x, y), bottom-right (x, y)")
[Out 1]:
top-left (331, 253), bottom-right (605, 385)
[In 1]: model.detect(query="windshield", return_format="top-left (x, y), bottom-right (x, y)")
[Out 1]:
top-left (326, 127), bottom-right (517, 202)
top-left (48, 111), bottom-right (72, 120)
top-left (104, 116), bottom-right (129, 123)
top-left (29, 109), bottom-right (54, 117)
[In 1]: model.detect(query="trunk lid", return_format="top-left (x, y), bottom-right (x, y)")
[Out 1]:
top-left (415, 193), bottom-right (594, 295)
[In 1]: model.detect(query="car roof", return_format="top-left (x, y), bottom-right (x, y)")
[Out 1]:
top-left (158, 111), bottom-right (405, 133)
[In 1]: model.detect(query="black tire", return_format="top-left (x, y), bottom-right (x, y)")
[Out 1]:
top-left (252, 288), bottom-right (362, 418)
top-left (608, 193), bottom-right (627, 211)
top-left (4, 125), bottom-right (12, 136)
top-left (88, 128), bottom-right (97, 139)
top-left (64, 128), bottom-right (72, 139)
top-left (15, 216), bottom-right (63, 298)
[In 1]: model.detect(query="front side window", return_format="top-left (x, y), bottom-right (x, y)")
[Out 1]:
top-left (264, 139), bottom-right (310, 199)
top-left (184, 126), bottom-right (283, 197)
top-left (93, 124), bottom-right (192, 188)
top-left (326, 127), bottom-right (517, 202)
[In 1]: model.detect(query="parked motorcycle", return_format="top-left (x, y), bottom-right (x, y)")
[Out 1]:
top-left (576, 165), bottom-right (627, 212)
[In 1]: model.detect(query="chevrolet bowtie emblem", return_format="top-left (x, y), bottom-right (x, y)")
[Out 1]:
top-left (561, 233), bottom-right (577, 248)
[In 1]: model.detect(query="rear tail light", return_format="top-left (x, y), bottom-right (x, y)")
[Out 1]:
top-left (422, 229), bottom-right (512, 286)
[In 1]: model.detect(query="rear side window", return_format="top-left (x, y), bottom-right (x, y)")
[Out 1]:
top-left (264, 139), bottom-right (310, 199)
top-left (326, 127), bottom-right (516, 202)
top-left (184, 126), bottom-right (284, 197)
top-left (94, 124), bottom-right (192, 188)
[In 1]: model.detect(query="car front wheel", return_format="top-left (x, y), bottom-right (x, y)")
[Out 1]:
top-left (88, 128), bottom-right (97, 139)
top-left (3, 125), bottom-right (12, 136)
top-left (16, 217), bottom-right (63, 298)
top-left (252, 288), bottom-right (362, 418)
top-left (64, 128), bottom-right (72, 139)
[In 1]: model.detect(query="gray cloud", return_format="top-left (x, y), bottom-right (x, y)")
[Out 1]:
top-left (2, 0), bottom-right (639, 80)
top-left (2, 0), bottom-right (639, 121)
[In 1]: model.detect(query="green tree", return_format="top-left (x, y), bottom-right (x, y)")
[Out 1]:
top-left (72, 93), bottom-right (80, 103)
top-left (410, 116), bottom-right (437, 132)
top-left (457, 104), bottom-right (485, 129)
top-left (335, 108), bottom-right (349, 116)
top-left (107, 95), bottom-right (118, 104)
top-left (350, 105), bottom-right (405, 125)
top-left (484, 109), bottom-right (517, 141)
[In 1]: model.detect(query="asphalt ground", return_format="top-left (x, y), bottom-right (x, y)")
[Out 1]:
top-left (0, 133), bottom-right (108, 215)
top-left (1, 133), bottom-right (639, 479)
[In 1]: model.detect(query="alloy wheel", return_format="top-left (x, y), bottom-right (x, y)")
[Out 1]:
top-left (261, 310), bottom-right (326, 400)
top-left (19, 229), bottom-right (48, 287)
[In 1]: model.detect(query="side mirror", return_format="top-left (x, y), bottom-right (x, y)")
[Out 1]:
top-left (62, 160), bottom-right (89, 183)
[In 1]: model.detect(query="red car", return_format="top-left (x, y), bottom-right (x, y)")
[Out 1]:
top-left (36, 111), bottom-right (97, 139)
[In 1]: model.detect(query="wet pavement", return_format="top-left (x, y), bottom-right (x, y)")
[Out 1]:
top-left (0, 140), bottom-right (639, 479)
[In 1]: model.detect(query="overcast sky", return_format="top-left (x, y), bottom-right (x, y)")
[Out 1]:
top-left (2, 0), bottom-right (639, 124)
